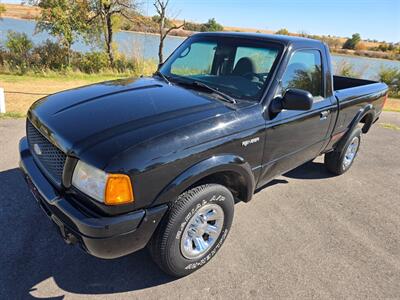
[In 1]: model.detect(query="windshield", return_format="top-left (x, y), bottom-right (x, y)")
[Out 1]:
top-left (159, 36), bottom-right (282, 101)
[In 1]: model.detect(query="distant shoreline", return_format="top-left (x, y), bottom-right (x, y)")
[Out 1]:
top-left (331, 52), bottom-right (400, 63)
top-left (119, 29), bottom-right (188, 39)
top-left (1, 11), bottom-right (399, 62)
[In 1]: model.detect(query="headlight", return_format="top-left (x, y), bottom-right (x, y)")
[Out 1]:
top-left (72, 160), bottom-right (134, 205)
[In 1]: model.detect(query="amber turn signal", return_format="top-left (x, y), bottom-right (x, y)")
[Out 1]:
top-left (105, 174), bottom-right (134, 205)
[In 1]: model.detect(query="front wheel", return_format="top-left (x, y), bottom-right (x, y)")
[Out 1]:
top-left (324, 128), bottom-right (361, 175)
top-left (148, 184), bottom-right (234, 277)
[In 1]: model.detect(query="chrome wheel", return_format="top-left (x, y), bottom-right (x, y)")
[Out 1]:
top-left (343, 136), bottom-right (359, 169)
top-left (180, 203), bottom-right (224, 260)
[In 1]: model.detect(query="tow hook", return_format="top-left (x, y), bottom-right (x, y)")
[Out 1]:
top-left (64, 232), bottom-right (78, 245)
top-left (51, 215), bottom-right (78, 245)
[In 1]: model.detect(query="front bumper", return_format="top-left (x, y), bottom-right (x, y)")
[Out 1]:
top-left (19, 137), bottom-right (168, 259)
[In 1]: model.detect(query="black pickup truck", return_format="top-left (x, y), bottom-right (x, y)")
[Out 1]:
top-left (19, 32), bottom-right (388, 277)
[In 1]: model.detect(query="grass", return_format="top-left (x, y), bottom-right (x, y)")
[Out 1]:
top-left (0, 73), bottom-right (134, 115)
top-left (379, 123), bottom-right (400, 131)
top-left (0, 72), bottom-right (130, 83)
top-left (0, 111), bottom-right (25, 119)
top-left (384, 98), bottom-right (400, 113)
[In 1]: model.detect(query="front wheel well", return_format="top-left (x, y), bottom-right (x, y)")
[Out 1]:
top-left (189, 171), bottom-right (250, 203)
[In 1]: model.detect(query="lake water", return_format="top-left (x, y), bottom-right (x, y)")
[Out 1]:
top-left (1, 18), bottom-right (399, 80)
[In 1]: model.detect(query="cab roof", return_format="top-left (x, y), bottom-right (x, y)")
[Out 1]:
top-left (192, 31), bottom-right (325, 48)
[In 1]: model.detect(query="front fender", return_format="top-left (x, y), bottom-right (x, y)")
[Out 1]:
top-left (152, 155), bottom-right (255, 206)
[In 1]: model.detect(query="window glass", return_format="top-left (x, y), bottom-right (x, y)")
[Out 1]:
top-left (281, 50), bottom-right (323, 98)
top-left (234, 46), bottom-right (277, 74)
top-left (170, 42), bottom-right (217, 76)
top-left (161, 37), bottom-right (282, 101)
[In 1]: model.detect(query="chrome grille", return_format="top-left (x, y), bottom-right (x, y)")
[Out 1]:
top-left (27, 120), bottom-right (66, 184)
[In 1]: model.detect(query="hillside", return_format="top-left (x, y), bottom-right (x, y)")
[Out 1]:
top-left (2, 3), bottom-right (40, 19)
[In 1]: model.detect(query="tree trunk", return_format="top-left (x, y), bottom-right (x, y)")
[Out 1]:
top-left (105, 14), bottom-right (114, 67)
top-left (66, 42), bottom-right (71, 67)
top-left (158, 34), bottom-right (164, 65)
top-left (158, 12), bottom-right (165, 65)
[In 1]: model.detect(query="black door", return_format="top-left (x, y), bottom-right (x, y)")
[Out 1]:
top-left (259, 49), bottom-right (334, 186)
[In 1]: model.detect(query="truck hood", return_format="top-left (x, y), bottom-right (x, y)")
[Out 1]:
top-left (28, 77), bottom-right (231, 167)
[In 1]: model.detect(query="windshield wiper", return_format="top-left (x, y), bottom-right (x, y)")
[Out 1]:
top-left (154, 70), bottom-right (171, 85)
top-left (192, 81), bottom-right (237, 104)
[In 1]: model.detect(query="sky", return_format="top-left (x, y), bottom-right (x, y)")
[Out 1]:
top-left (3, 0), bottom-right (400, 42)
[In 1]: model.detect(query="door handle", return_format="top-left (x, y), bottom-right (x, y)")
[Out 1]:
top-left (320, 110), bottom-right (330, 120)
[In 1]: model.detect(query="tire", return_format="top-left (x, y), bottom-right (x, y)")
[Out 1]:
top-left (148, 184), bottom-right (234, 277)
top-left (324, 128), bottom-right (361, 175)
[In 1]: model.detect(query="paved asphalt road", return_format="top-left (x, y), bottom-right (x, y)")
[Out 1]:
top-left (1, 112), bottom-right (399, 299)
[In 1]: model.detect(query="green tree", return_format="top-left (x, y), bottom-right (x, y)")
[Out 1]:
top-left (343, 33), bottom-right (361, 50)
top-left (275, 28), bottom-right (290, 35)
top-left (34, 0), bottom-right (89, 65)
top-left (86, 0), bottom-right (140, 66)
top-left (201, 18), bottom-right (223, 32)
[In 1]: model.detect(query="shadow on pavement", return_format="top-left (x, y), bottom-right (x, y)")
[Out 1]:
top-left (283, 161), bottom-right (335, 180)
top-left (255, 178), bottom-right (289, 193)
top-left (0, 161), bottom-right (334, 298)
top-left (0, 168), bottom-right (175, 299)
top-left (254, 160), bottom-right (334, 195)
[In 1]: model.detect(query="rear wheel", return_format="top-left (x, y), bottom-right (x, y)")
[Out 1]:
top-left (148, 184), bottom-right (234, 277)
top-left (324, 128), bottom-right (361, 175)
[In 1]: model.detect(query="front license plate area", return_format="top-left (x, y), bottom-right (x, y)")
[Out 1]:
top-left (24, 174), bottom-right (78, 245)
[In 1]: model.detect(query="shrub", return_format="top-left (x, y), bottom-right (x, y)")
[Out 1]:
top-left (343, 33), bottom-right (361, 50)
top-left (32, 40), bottom-right (69, 71)
top-left (334, 60), bottom-right (359, 78)
top-left (200, 18), bottom-right (224, 32)
top-left (0, 46), bottom-right (6, 67)
top-left (379, 67), bottom-right (400, 98)
top-left (5, 31), bottom-right (33, 73)
top-left (184, 22), bottom-right (202, 32)
top-left (113, 55), bottom-right (135, 73)
top-left (275, 28), bottom-right (290, 35)
top-left (78, 52), bottom-right (109, 73)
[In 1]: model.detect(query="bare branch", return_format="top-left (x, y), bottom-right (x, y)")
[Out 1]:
top-left (164, 22), bottom-right (184, 36)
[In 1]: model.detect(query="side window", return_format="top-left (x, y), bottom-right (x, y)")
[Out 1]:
top-left (280, 50), bottom-right (323, 99)
top-left (170, 42), bottom-right (217, 76)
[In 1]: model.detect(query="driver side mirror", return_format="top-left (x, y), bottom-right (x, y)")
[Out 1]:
top-left (270, 88), bottom-right (313, 113)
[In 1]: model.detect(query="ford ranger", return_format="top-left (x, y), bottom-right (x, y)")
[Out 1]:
top-left (19, 32), bottom-right (388, 277)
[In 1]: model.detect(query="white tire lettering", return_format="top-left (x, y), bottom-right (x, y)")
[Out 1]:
top-left (184, 229), bottom-right (229, 270)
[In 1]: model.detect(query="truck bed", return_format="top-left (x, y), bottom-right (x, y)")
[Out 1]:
top-left (331, 75), bottom-right (388, 139)
top-left (333, 75), bottom-right (387, 103)
top-left (333, 75), bottom-right (378, 91)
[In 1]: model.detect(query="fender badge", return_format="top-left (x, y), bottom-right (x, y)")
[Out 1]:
top-left (242, 137), bottom-right (260, 147)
